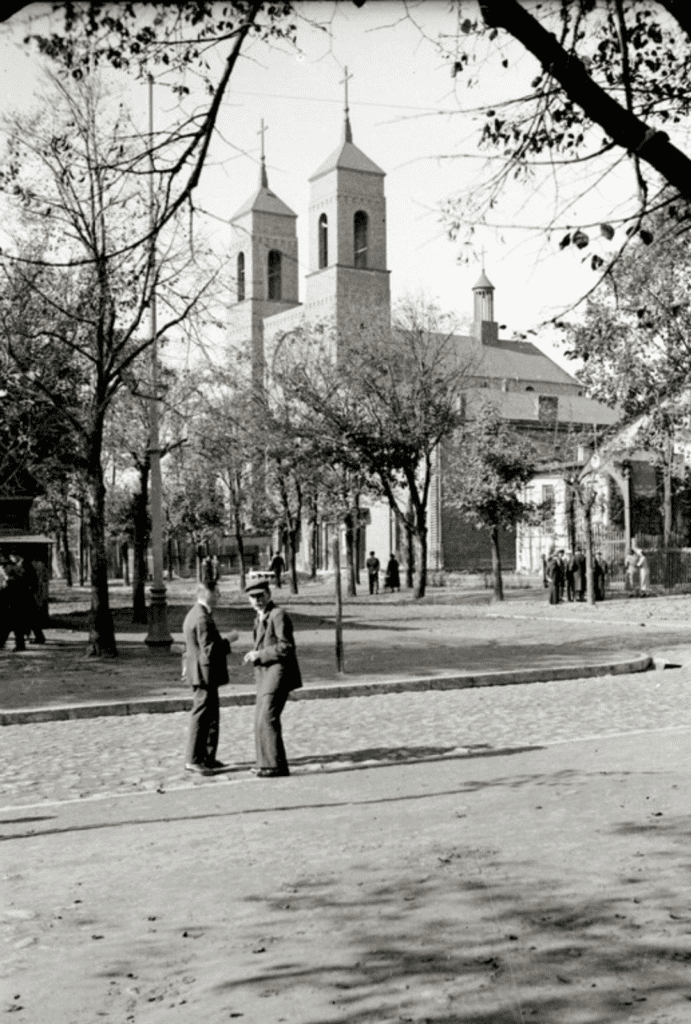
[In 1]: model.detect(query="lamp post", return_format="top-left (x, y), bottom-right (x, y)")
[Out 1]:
top-left (145, 74), bottom-right (172, 652)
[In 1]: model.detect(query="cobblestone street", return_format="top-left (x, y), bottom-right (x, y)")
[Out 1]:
top-left (3, 666), bottom-right (691, 809)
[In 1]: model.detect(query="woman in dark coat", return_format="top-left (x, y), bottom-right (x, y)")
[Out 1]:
top-left (384, 554), bottom-right (400, 593)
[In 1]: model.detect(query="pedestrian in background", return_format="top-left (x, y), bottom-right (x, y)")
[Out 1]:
top-left (182, 583), bottom-right (236, 775)
top-left (556, 549), bottom-right (566, 602)
top-left (573, 545), bottom-right (587, 601)
top-left (594, 550), bottom-right (609, 601)
top-left (269, 550), bottom-right (285, 588)
top-left (0, 554), bottom-right (28, 652)
top-left (202, 554), bottom-right (218, 589)
top-left (624, 547), bottom-right (638, 595)
top-left (243, 580), bottom-right (302, 778)
top-left (366, 550), bottom-right (380, 595)
top-left (23, 557), bottom-right (46, 644)
top-left (384, 553), bottom-right (400, 593)
top-left (546, 548), bottom-right (561, 604)
top-left (636, 547), bottom-right (649, 597)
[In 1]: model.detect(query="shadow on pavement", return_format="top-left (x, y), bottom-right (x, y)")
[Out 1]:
top-left (213, 813), bottom-right (691, 1023)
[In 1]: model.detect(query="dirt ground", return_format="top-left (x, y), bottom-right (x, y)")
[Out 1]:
top-left (3, 578), bottom-right (691, 710)
top-left (3, 728), bottom-right (691, 1023)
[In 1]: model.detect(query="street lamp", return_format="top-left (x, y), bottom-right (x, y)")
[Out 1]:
top-left (145, 74), bottom-right (173, 653)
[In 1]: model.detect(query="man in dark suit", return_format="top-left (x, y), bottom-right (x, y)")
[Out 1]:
top-left (243, 580), bottom-right (302, 778)
top-left (0, 554), bottom-right (28, 651)
top-left (182, 583), bottom-right (233, 775)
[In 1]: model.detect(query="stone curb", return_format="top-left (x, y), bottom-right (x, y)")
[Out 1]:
top-left (0, 655), bottom-right (653, 727)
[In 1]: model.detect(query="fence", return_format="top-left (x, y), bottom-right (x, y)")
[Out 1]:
top-left (575, 526), bottom-right (691, 590)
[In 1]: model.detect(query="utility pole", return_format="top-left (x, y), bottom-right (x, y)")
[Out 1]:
top-left (145, 74), bottom-right (173, 653)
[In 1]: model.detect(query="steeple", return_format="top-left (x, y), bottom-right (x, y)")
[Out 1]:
top-left (341, 65), bottom-right (353, 144)
top-left (258, 117), bottom-right (268, 188)
top-left (230, 120), bottom-right (296, 221)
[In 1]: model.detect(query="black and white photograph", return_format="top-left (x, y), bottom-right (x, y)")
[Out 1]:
top-left (2, 1), bottom-right (691, 1021)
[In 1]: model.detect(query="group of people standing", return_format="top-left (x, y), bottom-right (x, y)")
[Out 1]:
top-left (0, 552), bottom-right (46, 651)
top-left (544, 546), bottom-right (609, 604)
top-left (624, 546), bottom-right (650, 597)
top-left (365, 551), bottom-right (401, 595)
top-left (182, 578), bottom-right (302, 779)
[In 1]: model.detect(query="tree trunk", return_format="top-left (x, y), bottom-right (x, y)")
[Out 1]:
top-left (121, 541), bottom-right (130, 586)
top-left (663, 455), bottom-right (673, 587)
top-left (405, 513), bottom-right (415, 589)
top-left (132, 461), bottom-right (150, 624)
top-left (584, 500), bottom-right (595, 606)
top-left (234, 505), bottom-right (247, 592)
top-left (286, 528), bottom-right (299, 595)
top-left (332, 536), bottom-right (345, 675)
top-left (310, 516), bottom-right (319, 579)
top-left (345, 513), bottom-right (357, 597)
top-left (489, 524), bottom-right (504, 602)
top-left (84, 451), bottom-right (116, 657)
top-left (61, 514), bottom-right (73, 587)
top-left (413, 523), bottom-right (428, 599)
top-left (79, 498), bottom-right (87, 587)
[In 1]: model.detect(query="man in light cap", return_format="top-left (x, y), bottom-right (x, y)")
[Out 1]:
top-left (243, 580), bottom-right (302, 777)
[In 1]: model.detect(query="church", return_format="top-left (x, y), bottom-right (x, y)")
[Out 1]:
top-left (226, 103), bottom-right (617, 576)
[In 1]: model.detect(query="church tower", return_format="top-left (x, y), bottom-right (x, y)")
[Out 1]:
top-left (472, 268), bottom-right (498, 345)
top-left (227, 122), bottom-right (300, 382)
top-left (303, 70), bottom-right (391, 352)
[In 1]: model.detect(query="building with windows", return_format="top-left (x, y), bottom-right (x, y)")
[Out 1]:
top-left (227, 108), bottom-right (618, 576)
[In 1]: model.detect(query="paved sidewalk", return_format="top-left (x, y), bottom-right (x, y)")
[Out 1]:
top-left (3, 590), bottom-right (688, 712)
top-left (2, 661), bottom-right (690, 810)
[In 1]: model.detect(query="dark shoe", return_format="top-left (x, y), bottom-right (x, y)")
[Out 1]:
top-left (185, 762), bottom-right (212, 776)
top-left (205, 759), bottom-right (228, 772)
top-left (256, 768), bottom-right (290, 778)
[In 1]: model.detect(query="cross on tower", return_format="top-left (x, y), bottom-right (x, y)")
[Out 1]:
top-left (339, 66), bottom-right (353, 143)
top-left (257, 118), bottom-right (268, 160)
top-left (257, 118), bottom-right (268, 187)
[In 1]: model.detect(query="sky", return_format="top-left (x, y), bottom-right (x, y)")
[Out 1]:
top-left (0, 1), bottom-right (663, 373)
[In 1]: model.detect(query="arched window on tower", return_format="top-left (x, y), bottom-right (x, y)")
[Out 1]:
top-left (354, 210), bottom-right (368, 268)
top-left (318, 213), bottom-right (328, 269)
top-left (237, 251), bottom-right (245, 302)
top-left (268, 249), bottom-right (282, 300)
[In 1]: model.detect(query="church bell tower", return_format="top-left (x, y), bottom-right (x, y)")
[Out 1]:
top-left (227, 121), bottom-right (300, 383)
top-left (303, 69), bottom-right (391, 352)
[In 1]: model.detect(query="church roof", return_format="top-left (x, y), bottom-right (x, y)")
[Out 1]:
top-left (309, 139), bottom-right (385, 181)
top-left (473, 270), bottom-right (495, 290)
top-left (231, 182), bottom-right (296, 221)
top-left (450, 334), bottom-right (581, 388)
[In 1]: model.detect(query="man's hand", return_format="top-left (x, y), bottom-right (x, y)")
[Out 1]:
top-left (244, 650), bottom-right (260, 664)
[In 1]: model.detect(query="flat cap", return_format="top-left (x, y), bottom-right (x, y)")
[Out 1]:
top-left (244, 579), bottom-right (270, 595)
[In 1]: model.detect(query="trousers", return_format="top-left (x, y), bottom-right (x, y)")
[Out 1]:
top-left (186, 685), bottom-right (219, 766)
top-left (254, 687), bottom-right (289, 771)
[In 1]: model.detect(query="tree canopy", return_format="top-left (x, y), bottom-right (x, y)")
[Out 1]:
top-left (436, 1), bottom-right (691, 287)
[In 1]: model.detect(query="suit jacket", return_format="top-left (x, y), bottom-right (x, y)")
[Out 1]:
top-left (182, 602), bottom-right (229, 689)
top-left (252, 602), bottom-right (302, 694)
